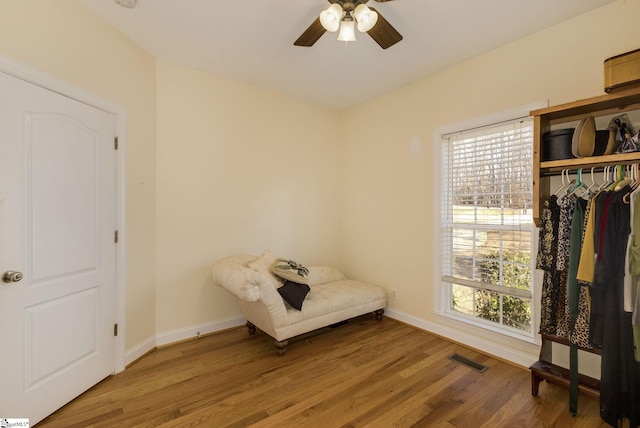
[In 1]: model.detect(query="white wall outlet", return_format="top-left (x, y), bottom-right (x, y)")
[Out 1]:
top-left (390, 288), bottom-right (397, 300)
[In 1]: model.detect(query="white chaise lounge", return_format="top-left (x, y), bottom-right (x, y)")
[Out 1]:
top-left (211, 253), bottom-right (387, 355)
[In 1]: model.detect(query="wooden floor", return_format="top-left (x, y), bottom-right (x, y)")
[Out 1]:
top-left (37, 316), bottom-right (610, 427)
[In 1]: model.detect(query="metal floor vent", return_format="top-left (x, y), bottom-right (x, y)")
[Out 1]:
top-left (448, 353), bottom-right (488, 373)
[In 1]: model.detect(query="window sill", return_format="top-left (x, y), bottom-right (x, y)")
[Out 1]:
top-left (434, 309), bottom-right (539, 346)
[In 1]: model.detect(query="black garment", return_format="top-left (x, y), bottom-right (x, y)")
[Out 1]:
top-left (591, 187), bottom-right (640, 427)
top-left (590, 192), bottom-right (612, 348)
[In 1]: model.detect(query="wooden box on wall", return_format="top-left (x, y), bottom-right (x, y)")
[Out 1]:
top-left (604, 49), bottom-right (640, 93)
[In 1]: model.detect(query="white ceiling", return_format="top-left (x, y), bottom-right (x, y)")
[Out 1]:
top-left (78, 0), bottom-right (617, 109)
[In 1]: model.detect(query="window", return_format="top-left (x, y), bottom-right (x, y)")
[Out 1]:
top-left (440, 116), bottom-right (535, 336)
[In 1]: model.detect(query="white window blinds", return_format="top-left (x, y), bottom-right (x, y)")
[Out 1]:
top-left (441, 118), bottom-right (534, 300)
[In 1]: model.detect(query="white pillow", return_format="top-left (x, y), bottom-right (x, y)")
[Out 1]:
top-left (248, 251), bottom-right (282, 288)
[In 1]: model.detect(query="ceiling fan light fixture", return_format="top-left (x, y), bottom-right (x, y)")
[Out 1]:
top-left (354, 4), bottom-right (378, 32)
top-left (319, 4), bottom-right (343, 32)
top-left (294, 0), bottom-right (402, 49)
top-left (337, 16), bottom-right (356, 42)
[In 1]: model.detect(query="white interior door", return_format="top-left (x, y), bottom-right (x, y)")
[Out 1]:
top-left (0, 71), bottom-right (117, 424)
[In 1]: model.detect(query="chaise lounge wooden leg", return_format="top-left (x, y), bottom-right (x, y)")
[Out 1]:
top-left (274, 339), bottom-right (288, 356)
top-left (246, 321), bottom-right (256, 335)
top-left (374, 309), bottom-right (384, 321)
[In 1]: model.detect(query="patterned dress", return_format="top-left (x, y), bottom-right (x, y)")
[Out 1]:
top-left (571, 196), bottom-right (593, 349)
top-left (556, 193), bottom-right (578, 339)
top-left (537, 195), bottom-right (561, 335)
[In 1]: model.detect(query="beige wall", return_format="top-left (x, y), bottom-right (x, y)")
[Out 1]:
top-left (155, 60), bottom-right (343, 333)
top-left (341, 0), bottom-right (640, 359)
top-left (0, 0), bottom-right (157, 351)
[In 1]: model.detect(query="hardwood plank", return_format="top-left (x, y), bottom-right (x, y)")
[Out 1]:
top-left (36, 316), bottom-right (610, 427)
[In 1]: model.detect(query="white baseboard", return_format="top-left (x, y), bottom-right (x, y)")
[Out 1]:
top-left (124, 315), bottom-right (246, 367)
top-left (124, 335), bottom-right (156, 367)
top-left (384, 308), bottom-right (538, 368)
top-left (155, 315), bottom-right (246, 346)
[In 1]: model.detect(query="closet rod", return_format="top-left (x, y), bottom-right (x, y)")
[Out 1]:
top-left (539, 164), bottom-right (639, 177)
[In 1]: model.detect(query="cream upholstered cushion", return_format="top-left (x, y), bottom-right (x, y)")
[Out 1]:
top-left (211, 255), bottom-right (267, 301)
top-left (273, 279), bottom-right (387, 341)
top-left (287, 280), bottom-right (385, 323)
top-left (247, 251), bottom-right (282, 288)
top-left (307, 265), bottom-right (346, 286)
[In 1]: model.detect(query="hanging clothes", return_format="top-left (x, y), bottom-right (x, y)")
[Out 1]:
top-left (577, 194), bottom-right (598, 284)
top-left (590, 185), bottom-right (640, 427)
top-left (572, 193), bottom-right (596, 350)
top-left (589, 191), bottom-right (613, 348)
top-left (567, 197), bottom-right (587, 415)
top-left (628, 187), bottom-right (640, 361)
top-left (556, 193), bottom-right (578, 338)
top-left (538, 176), bottom-right (640, 427)
top-left (537, 195), bottom-right (561, 335)
top-left (570, 285), bottom-right (593, 349)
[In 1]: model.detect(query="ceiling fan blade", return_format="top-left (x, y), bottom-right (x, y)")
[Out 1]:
top-left (367, 7), bottom-right (403, 49)
top-left (294, 17), bottom-right (326, 47)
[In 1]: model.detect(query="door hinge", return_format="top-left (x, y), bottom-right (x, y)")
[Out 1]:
top-left (114, 230), bottom-right (119, 243)
top-left (114, 136), bottom-right (119, 150)
top-left (114, 323), bottom-right (118, 336)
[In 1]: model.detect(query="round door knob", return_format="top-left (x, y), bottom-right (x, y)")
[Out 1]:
top-left (2, 271), bottom-right (23, 283)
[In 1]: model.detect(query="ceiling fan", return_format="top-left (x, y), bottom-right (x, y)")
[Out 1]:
top-left (294, 0), bottom-right (403, 49)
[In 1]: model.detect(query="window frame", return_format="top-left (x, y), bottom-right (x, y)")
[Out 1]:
top-left (433, 102), bottom-right (547, 342)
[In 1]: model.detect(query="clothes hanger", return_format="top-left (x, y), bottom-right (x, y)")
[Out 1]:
top-left (569, 168), bottom-right (589, 197)
top-left (558, 169), bottom-right (585, 201)
top-left (569, 168), bottom-right (582, 193)
top-left (554, 169), bottom-right (575, 198)
top-left (632, 164), bottom-right (639, 187)
top-left (585, 166), bottom-right (599, 195)
top-left (554, 169), bottom-right (567, 196)
top-left (609, 164), bottom-right (623, 191)
top-left (614, 164), bottom-right (633, 191)
top-left (623, 163), bottom-right (640, 204)
top-left (598, 165), bottom-right (612, 191)
top-left (607, 165), bottom-right (619, 190)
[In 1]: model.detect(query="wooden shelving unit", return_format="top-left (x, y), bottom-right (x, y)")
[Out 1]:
top-left (532, 87), bottom-right (640, 226)
top-left (530, 334), bottom-right (601, 400)
top-left (530, 87), bottom-right (640, 398)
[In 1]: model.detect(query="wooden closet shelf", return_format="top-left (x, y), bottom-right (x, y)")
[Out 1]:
top-left (540, 152), bottom-right (640, 173)
top-left (531, 88), bottom-right (640, 121)
top-left (533, 87), bottom-right (640, 225)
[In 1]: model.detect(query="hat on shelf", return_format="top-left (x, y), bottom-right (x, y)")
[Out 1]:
top-left (571, 116), bottom-right (596, 157)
